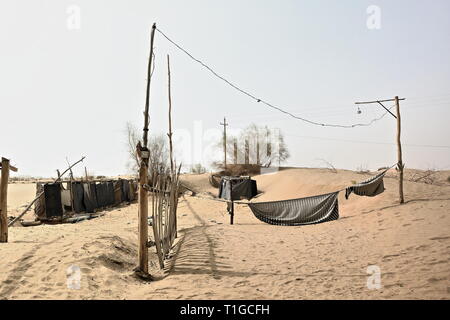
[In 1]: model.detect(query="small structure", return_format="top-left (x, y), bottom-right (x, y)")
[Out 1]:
top-left (34, 179), bottom-right (138, 222)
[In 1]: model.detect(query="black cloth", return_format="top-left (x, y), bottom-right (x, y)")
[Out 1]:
top-left (83, 182), bottom-right (97, 212)
top-left (72, 182), bottom-right (86, 213)
top-left (345, 169), bottom-right (388, 200)
top-left (95, 182), bottom-right (108, 208)
top-left (218, 177), bottom-right (258, 201)
top-left (106, 181), bottom-right (115, 206)
top-left (122, 179), bottom-right (130, 202)
top-left (43, 183), bottom-right (63, 218)
top-left (248, 192), bottom-right (339, 226)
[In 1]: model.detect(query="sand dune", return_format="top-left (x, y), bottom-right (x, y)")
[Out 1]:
top-left (0, 168), bottom-right (449, 299)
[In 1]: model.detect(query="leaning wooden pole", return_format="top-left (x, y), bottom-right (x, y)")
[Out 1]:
top-left (395, 96), bottom-right (405, 204)
top-left (0, 158), bottom-right (11, 242)
top-left (166, 54), bottom-right (177, 239)
top-left (137, 23), bottom-right (156, 276)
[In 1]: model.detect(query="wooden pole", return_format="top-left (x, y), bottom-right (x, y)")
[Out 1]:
top-left (395, 96), bottom-right (405, 204)
top-left (0, 158), bottom-right (10, 242)
top-left (220, 117), bottom-right (228, 169)
top-left (167, 54), bottom-right (174, 176)
top-left (229, 182), bottom-right (234, 225)
top-left (137, 23), bottom-right (156, 276)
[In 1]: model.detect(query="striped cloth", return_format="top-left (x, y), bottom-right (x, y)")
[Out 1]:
top-left (345, 169), bottom-right (388, 200)
top-left (248, 192), bottom-right (339, 226)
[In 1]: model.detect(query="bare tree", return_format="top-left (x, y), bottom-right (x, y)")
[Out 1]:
top-left (125, 122), bottom-right (170, 181)
top-left (217, 123), bottom-right (290, 167)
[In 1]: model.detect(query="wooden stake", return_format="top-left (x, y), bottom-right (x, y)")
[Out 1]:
top-left (0, 158), bottom-right (10, 242)
top-left (138, 161), bottom-right (149, 273)
top-left (395, 96), bottom-right (404, 204)
top-left (137, 23), bottom-right (156, 275)
top-left (167, 54), bottom-right (174, 176)
top-left (220, 117), bottom-right (228, 169)
top-left (229, 181), bottom-right (234, 225)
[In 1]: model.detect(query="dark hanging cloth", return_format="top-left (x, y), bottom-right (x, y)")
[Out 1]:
top-left (95, 182), bottom-right (107, 208)
top-left (43, 183), bottom-right (63, 218)
top-left (345, 169), bottom-right (388, 200)
top-left (218, 177), bottom-right (258, 201)
top-left (248, 192), bottom-right (339, 226)
top-left (114, 180), bottom-right (123, 206)
top-left (106, 181), bottom-right (115, 206)
top-left (72, 182), bottom-right (86, 213)
top-left (122, 179), bottom-right (131, 202)
top-left (83, 182), bottom-right (97, 213)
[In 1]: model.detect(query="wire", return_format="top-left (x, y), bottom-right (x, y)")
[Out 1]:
top-left (155, 27), bottom-right (395, 129)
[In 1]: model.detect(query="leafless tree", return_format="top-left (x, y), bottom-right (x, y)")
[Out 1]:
top-left (125, 122), bottom-right (170, 181)
top-left (217, 123), bottom-right (290, 168)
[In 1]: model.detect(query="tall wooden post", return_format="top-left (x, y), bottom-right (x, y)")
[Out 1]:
top-left (167, 54), bottom-right (174, 176)
top-left (229, 182), bottom-right (234, 225)
top-left (395, 96), bottom-right (404, 204)
top-left (0, 158), bottom-right (10, 242)
top-left (167, 54), bottom-right (177, 238)
top-left (137, 23), bottom-right (156, 276)
top-left (355, 97), bottom-right (406, 205)
top-left (220, 117), bottom-right (228, 169)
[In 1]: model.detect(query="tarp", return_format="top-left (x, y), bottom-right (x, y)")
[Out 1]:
top-left (83, 182), bottom-right (97, 213)
top-left (345, 169), bottom-right (388, 200)
top-left (114, 180), bottom-right (123, 206)
top-left (43, 183), bottom-right (63, 218)
top-left (122, 179), bottom-right (130, 202)
top-left (106, 181), bottom-right (115, 206)
top-left (218, 177), bottom-right (258, 201)
top-left (72, 182), bottom-right (86, 213)
top-left (248, 192), bottom-right (339, 226)
top-left (95, 182), bottom-right (108, 208)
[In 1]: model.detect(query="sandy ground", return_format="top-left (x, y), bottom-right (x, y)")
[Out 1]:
top-left (0, 168), bottom-right (449, 299)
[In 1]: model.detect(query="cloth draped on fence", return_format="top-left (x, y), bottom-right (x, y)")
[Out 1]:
top-left (345, 169), bottom-right (388, 200)
top-left (248, 191), bottom-right (339, 226)
top-left (218, 176), bottom-right (258, 201)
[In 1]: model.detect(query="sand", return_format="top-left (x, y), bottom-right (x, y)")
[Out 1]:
top-left (0, 168), bottom-right (449, 299)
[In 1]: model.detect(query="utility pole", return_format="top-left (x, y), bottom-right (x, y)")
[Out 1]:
top-left (136, 23), bottom-right (156, 277)
top-left (220, 117), bottom-right (228, 169)
top-left (355, 96), bottom-right (406, 204)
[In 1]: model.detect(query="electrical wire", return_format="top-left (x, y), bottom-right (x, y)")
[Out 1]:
top-left (156, 27), bottom-right (397, 129)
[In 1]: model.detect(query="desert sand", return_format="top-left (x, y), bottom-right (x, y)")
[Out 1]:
top-left (0, 168), bottom-right (449, 299)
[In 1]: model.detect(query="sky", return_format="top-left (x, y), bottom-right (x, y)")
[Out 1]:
top-left (1, 0), bottom-right (449, 178)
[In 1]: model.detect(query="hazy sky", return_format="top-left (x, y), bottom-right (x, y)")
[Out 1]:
top-left (1, 0), bottom-right (449, 177)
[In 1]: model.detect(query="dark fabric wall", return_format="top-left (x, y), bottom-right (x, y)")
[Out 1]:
top-left (72, 182), bottom-right (86, 213)
top-left (44, 183), bottom-right (63, 218)
top-left (122, 179), bottom-right (130, 202)
top-left (83, 183), bottom-right (97, 213)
